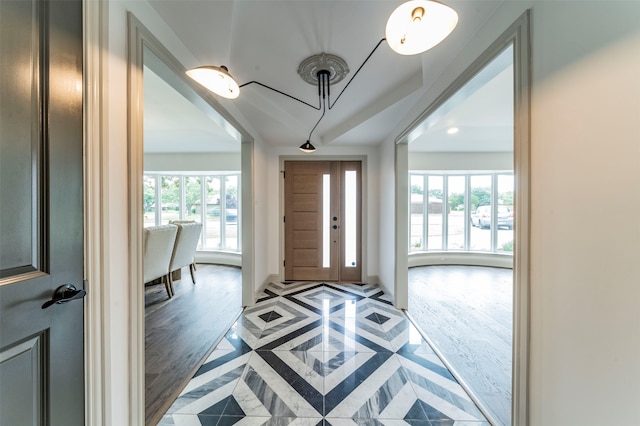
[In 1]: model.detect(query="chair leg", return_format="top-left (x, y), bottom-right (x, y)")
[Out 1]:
top-left (167, 272), bottom-right (176, 297)
top-left (189, 263), bottom-right (196, 284)
top-left (163, 275), bottom-right (173, 298)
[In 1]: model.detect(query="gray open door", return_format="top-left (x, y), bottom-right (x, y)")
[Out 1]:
top-left (0, 0), bottom-right (85, 424)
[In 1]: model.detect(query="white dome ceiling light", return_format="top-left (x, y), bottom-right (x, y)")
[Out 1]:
top-left (386, 0), bottom-right (459, 55)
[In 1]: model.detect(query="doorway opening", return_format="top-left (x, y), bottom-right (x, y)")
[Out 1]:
top-left (127, 15), bottom-right (255, 425)
top-left (408, 43), bottom-right (513, 426)
top-left (394, 12), bottom-right (531, 426)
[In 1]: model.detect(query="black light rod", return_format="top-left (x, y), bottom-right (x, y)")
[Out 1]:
top-left (239, 80), bottom-right (321, 110)
top-left (307, 98), bottom-right (327, 141)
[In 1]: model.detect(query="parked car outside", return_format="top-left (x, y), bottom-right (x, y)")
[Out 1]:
top-left (209, 206), bottom-right (238, 222)
top-left (471, 205), bottom-right (513, 229)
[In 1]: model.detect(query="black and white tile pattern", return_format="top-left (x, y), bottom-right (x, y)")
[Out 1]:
top-left (159, 282), bottom-right (489, 426)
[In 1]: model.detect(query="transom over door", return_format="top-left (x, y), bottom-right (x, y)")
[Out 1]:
top-left (0, 1), bottom-right (85, 425)
top-left (284, 161), bottom-right (361, 282)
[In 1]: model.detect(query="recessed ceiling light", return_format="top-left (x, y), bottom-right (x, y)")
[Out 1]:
top-left (447, 127), bottom-right (459, 134)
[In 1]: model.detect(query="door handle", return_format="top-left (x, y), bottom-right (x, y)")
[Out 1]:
top-left (42, 284), bottom-right (87, 309)
top-left (332, 225), bottom-right (339, 229)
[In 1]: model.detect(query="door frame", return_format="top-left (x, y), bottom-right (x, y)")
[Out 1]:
top-left (394, 11), bottom-right (531, 426)
top-left (84, 0), bottom-right (108, 424)
top-left (84, 5), bottom-right (256, 425)
top-left (86, 12), bottom-right (257, 426)
top-left (279, 155), bottom-right (368, 283)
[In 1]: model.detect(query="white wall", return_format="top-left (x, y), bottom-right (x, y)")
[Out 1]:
top-left (528, 3), bottom-right (640, 424)
top-left (382, 0), bottom-right (640, 424)
top-left (252, 134), bottom-right (270, 296)
top-left (144, 152), bottom-right (240, 171)
top-left (408, 151), bottom-right (513, 171)
top-left (378, 139), bottom-right (397, 301)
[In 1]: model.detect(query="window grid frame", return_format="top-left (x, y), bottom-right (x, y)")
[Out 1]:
top-left (409, 171), bottom-right (514, 255)
top-left (143, 172), bottom-right (241, 252)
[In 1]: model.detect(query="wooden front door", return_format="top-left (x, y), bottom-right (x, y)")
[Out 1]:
top-left (0, 1), bottom-right (85, 425)
top-left (284, 161), bottom-right (361, 282)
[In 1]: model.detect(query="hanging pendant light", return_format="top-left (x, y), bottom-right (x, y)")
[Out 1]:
top-left (299, 140), bottom-right (316, 153)
top-left (186, 65), bottom-right (240, 99)
top-left (385, 0), bottom-right (458, 55)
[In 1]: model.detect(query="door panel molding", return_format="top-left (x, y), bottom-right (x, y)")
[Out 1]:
top-left (0, 271), bottom-right (48, 288)
top-left (0, 0), bottom-right (46, 281)
top-left (0, 335), bottom-right (45, 426)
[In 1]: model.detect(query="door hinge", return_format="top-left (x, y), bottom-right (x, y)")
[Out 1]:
top-left (283, 260), bottom-right (286, 267)
top-left (283, 216), bottom-right (285, 223)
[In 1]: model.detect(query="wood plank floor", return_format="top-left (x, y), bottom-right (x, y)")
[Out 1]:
top-left (145, 264), bottom-right (242, 426)
top-left (408, 265), bottom-right (512, 426)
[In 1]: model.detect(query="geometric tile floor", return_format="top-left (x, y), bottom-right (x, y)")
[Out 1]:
top-left (159, 281), bottom-right (489, 426)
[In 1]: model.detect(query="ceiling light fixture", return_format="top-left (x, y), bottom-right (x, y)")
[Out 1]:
top-left (186, 65), bottom-right (240, 99)
top-left (299, 140), bottom-right (316, 153)
top-left (187, 0), bottom-right (457, 151)
top-left (386, 0), bottom-right (458, 55)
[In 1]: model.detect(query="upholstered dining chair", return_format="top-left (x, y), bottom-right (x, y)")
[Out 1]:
top-left (143, 224), bottom-right (178, 298)
top-left (168, 221), bottom-right (203, 294)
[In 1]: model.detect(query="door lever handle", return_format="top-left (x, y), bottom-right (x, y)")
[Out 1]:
top-left (42, 284), bottom-right (87, 309)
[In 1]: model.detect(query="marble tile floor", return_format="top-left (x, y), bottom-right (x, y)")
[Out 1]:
top-left (158, 281), bottom-right (490, 426)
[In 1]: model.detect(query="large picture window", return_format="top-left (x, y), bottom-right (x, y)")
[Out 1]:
top-left (410, 172), bottom-right (513, 254)
top-left (144, 172), bottom-right (241, 252)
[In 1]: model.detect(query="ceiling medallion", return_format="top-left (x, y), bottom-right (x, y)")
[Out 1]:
top-left (297, 53), bottom-right (349, 85)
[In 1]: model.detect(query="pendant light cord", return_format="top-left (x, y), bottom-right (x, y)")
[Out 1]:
top-left (307, 98), bottom-right (326, 141)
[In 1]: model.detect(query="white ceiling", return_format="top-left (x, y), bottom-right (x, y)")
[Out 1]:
top-left (409, 45), bottom-right (514, 152)
top-left (144, 0), bottom-right (505, 152)
top-left (144, 64), bottom-right (241, 153)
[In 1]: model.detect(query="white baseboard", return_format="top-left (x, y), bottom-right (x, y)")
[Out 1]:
top-left (195, 251), bottom-right (242, 267)
top-left (408, 252), bottom-right (513, 269)
top-left (255, 274), bottom-right (280, 300)
top-left (374, 276), bottom-right (394, 304)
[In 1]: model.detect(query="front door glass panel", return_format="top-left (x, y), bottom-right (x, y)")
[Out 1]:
top-left (323, 174), bottom-right (331, 268)
top-left (344, 170), bottom-right (357, 267)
